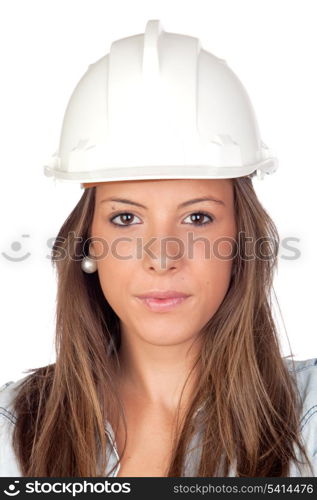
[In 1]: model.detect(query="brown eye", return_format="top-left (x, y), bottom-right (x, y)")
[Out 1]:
top-left (110, 213), bottom-right (142, 226)
top-left (183, 212), bottom-right (214, 226)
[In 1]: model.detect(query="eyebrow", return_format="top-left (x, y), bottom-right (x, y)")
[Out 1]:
top-left (100, 196), bottom-right (225, 209)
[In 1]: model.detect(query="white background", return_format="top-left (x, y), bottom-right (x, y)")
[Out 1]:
top-left (0, 0), bottom-right (316, 383)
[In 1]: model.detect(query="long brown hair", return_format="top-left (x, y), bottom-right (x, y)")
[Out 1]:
top-left (12, 176), bottom-right (314, 476)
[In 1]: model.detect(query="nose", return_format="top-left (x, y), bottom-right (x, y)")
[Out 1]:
top-left (141, 232), bottom-right (186, 274)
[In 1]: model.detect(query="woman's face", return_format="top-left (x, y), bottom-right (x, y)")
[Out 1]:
top-left (90, 179), bottom-right (236, 347)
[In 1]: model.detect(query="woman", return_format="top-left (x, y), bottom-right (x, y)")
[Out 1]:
top-left (1, 20), bottom-right (316, 477)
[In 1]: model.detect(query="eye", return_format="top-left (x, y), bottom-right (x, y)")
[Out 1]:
top-left (110, 212), bottom-right (142, 226)
top-left (183, 212), bottom-right (214, 226)
top-left (109, 211), bottom-right (214, 227)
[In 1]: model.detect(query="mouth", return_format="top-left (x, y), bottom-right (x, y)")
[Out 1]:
top-left (135, 296), bottom-right (191, 312)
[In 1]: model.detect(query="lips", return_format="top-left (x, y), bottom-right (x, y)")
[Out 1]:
top-left (135, 290), bottom-right (191, 299)
top-left (134, 290), bottom-right (192, 313)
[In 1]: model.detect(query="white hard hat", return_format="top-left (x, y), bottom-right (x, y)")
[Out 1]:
top-left (43, 19), bottom-right (278, 189)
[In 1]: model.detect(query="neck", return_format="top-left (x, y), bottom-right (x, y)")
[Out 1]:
top-left (114, 329), bottom-right (202, 413)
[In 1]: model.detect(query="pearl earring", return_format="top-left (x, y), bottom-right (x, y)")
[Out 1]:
top-left (81, 255), bottom-right (97, 273)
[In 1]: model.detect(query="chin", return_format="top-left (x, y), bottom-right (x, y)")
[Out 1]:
top-left (135, 325), bottom-right (198, 347)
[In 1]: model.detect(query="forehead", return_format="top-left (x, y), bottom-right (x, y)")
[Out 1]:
top-left (94, 178), bottom-right (233, 204)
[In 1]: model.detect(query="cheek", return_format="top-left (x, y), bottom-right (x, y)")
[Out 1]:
top-left (90, 222), bottom-right (138, 314)
top-left (199, 258), bottom-right (233, 292)
top-left (191, 234), bottom-right (235, 272)
top-left (193, 240), bottom-right (234, 310)
top-left (95, 253), bottom-right (132, 314)
top-left (92, 227), bottom-right (136, 261)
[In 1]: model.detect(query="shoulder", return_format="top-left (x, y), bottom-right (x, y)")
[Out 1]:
top-left (0, 376), bottom-right (29, 422)
top-left (0, 376), bottom-right (29, 477)
top-left (283, 357), bottom-right (317, 429)
top-left (0, 381), bottom-right (18, 424)
top-left (283, 356), bottom-right (317, 475)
